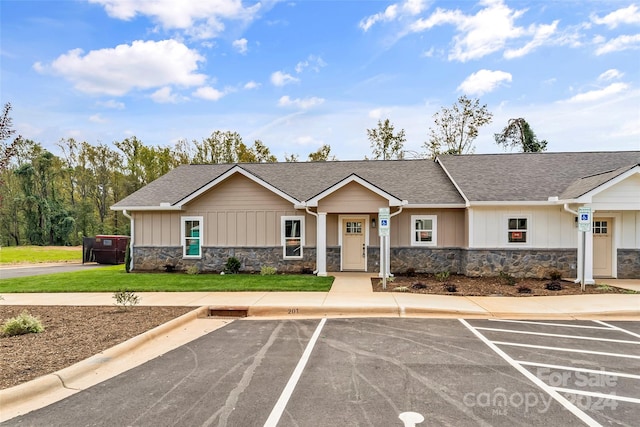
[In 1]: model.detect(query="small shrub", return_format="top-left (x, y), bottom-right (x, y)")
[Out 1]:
top-left (393, 286), bottom-right (410, 292)
top-left (124, 244), bottom-right (131, 273)
top-left (224, 256), bottom-right (241, 274)
top-left (596, 284), bottom-right (612, 291)
top-left (517, 285), bottom-right (532, 294)
top-left (261, 266), bottom-right (277, 276)
top-left (2, 311), bottom-right (45, 336)
top-left (444, 284), bottom-right (457, 293)
top-left (405, 267), bottom-right (416, 277)
top-left (435, 271), bottom-right (450, 283)
top-left (113, 290), bottom-right (140, 310)
top-left (186, 265), bottom-right (200, 275)
top-left (548, 269), bottom-right (562, 281)
top-left (545, 281), bottom-right (563, 291)
top-left (411, 282), bottom-right (427, 290)
top-left (499, 271), bottom-right (517, 286)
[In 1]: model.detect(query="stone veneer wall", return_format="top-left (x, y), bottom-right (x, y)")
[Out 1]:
top-left (134, 246), bottom-right (316, 273)
top-left (462, 249), bottom-right (577, 278)
top-left (134, 246), bottom-right (582, 278)
top-left (617, 249), bottom-right (640, 279)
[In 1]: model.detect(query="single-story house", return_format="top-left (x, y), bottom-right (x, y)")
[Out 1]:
top-left (111, 151), bottom-right (640, 282)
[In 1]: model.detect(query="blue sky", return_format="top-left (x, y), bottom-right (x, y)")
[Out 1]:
top-left (2, 0), bottom-right (639, 160)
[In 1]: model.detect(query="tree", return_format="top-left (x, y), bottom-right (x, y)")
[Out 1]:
top-left (308, 144), bottom-right (335, 162)
top-left (494, 118), bottom-right (548, 152)
top-left (425, 95), bottom-right (493, 157)
top-left (284, 153), bottom-right (299, 162)
top-left (367, 119), bottom-right (406, 160)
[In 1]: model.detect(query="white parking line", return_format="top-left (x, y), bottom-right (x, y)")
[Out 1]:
top-left (594, 321), bottom-right (640, 340)
top-left (264, 318), bottom-right (327, 427)
top-left (474, 326), bottom-right (640, 345)
top-left (459, 319), bottom-right (601, 427)
top-left (518, 361), bottom-right (640, 381)
top-left (492, 341), bottom-right (640, 360)
top-left (552, 387), bottom-right (640, 404)
top-left (487, 319), bottom-right (613, 330)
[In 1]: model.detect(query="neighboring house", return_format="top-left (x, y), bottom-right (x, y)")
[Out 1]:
top-left (111, 151), bottom-right (640, 281)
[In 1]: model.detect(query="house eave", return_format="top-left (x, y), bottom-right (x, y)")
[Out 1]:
top-left (405, 203), bottom-right (467, 209)
top-left (110, 205), bottom-right (184, 211)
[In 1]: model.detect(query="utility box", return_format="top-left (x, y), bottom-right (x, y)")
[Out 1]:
top-left (93, 235), bottom-right (130, 265)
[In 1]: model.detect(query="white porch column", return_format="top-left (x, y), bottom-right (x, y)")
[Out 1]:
top-left (316, 212), bottom-right (327, 276)
top-left (576, 221), bottom-right (595, 285)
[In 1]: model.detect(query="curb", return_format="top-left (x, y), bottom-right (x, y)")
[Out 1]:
top-left (0, 306), bottom-right (208, 409)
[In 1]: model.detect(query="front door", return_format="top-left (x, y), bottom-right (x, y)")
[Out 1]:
top-left (593, 217), bottom-right (612, 277)
top-left (342, 218), bottom-right (366, 271)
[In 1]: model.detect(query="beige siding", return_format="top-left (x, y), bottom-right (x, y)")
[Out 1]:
top-left (318, 182), bottom-right (388, 213)
top-left (392, 209), bottom-right (465, 247)
top-left (133, 211), bottom-right (181, 246)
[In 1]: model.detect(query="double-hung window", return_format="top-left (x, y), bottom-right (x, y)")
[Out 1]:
top-left (507, 217), bottom-right (528, 243)
top-left (282, 216), bottom-right (305, 259)
top-left (182, 216), bottom-right (203, 258)
top-left (411, 215), bottom-right (437, 246)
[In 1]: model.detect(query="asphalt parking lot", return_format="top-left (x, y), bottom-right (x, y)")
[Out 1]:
top-left (3, 318), bottom-right (638, 426)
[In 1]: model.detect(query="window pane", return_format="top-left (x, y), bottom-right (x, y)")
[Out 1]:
top-left (518, 218), bottom-right (527, 229)
top-left (416, 219), bottom-right (432, 230)
top-left (285, 238), bottom-right (301, 256)
top-left (286, 220), bottom-right (300, 238)
top-left (509, 231), bottom-right (526, 243)
top-left (508, 218), bottom-right (518, 229)
top-left (416, 230), bottom-right (432, 242)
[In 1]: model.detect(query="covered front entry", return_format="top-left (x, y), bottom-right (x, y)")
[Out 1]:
top-left (341, 217), bottom-right (366, 271)
top-left (593, 217), bottom-right (613, 277)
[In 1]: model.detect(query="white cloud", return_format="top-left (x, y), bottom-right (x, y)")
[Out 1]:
top-left (591, 4), bottom-right (640, 29)
top-left (150, 86), bottom-right (180, 103)
top-left (89, 0), bottom-right (262, 40)
top-left (40, 40), bottom-right (206, 96)
top-left (278, 95), bottom-right (324, 109)
top-left (594, 33), bottom-right (640, 55)
top-left (566, 82), bottom-right (629, 103)
top-left (409, 0), bottom-right (558, 62)
top-left (457, 69), bottom-right (512, 95)
top-left (270, 71), bottom-right (299, 87)
top-left (295, 55), bottom-right (327, 73)
top-left (359, 0), bottom-right (428, 31)
top-left (504, 21), bottom-right (558, 59)
top-left (244, 80), bottom-right (260, 90)
top-left (368, 108), bottom-right (392, 119)
top-left (193, 86), bottom-right (227, 101)
top-left (598, 69), bottom-right (623, 82)
top-left (232, 38), bottom-right (248, 54)
top-left (97, 99), bottom-right (125, 109)
top-left (89, 114), bottom-right (107, 123)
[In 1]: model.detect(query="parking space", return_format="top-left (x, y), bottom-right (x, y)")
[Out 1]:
top-left (2, 318), bottom-right (638, 426)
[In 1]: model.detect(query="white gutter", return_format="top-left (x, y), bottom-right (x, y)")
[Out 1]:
top-left (122, 209), bottom-right (134, 272)
top-left (563, 203), bottom-right (578, 216)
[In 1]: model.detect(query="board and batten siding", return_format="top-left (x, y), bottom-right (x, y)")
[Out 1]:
top-left (390, 209), bottom-right (465, 247)
top-left (591, 174), bottom-right (640, 211)
top-left (134, 173), bottom-right (316, 247)
top-left (318, 181), bottom-right (388, 213)
top-left (470, 206), bottom-right (576, 248)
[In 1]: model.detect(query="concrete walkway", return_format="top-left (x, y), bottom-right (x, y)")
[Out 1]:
top-left (1, 273), bottom-right (638, 319)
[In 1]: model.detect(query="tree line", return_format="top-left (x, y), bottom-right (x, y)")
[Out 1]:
top-left (0, 97), bottom-right (547, 247)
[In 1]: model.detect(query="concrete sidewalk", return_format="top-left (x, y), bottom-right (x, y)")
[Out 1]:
top-left (1, 273), bottom-right (638, 319)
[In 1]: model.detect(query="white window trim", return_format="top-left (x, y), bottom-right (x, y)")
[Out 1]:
top-left (505, 214), bottom-right (531, 247)
top-left (282, 216), bottom-right (305, 259)
top-left (411, 215), bottom-right (437, 247)
top-left (181, 216), bottom-right (203, 259)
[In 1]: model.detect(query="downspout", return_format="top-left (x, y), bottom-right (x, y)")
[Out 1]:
top-left (563, 203), bottom-right (578, 216)
top-left (305, 207), bottom-right (319, 274)
top-left (122, 210), bottom-right (134, 272)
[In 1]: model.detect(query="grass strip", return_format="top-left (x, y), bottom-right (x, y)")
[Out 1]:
top-left (0, 265), bottom-right (334, 292)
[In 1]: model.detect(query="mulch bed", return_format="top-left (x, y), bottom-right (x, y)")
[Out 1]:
top-left (372, 274), bottom-right (633, 296)
top-left (0, 306), bottom-right (193, 390)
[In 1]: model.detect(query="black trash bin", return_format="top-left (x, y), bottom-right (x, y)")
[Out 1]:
top-left (93, 235), bottom-right (130, 264)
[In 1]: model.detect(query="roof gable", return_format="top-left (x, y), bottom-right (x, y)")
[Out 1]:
top-left (305, 174), bottom-right (404, 207)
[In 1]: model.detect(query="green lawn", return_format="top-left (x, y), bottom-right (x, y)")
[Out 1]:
top-left (0, 265), bottom-right (334, 292)
top-left (0, 246), bottom-right (82, 264)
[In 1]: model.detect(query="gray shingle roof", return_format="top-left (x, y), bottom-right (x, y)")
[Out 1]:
top-left (437, 151), bottom-right (640, 202)
top-left (112, 159), bottom-right (466, 209)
